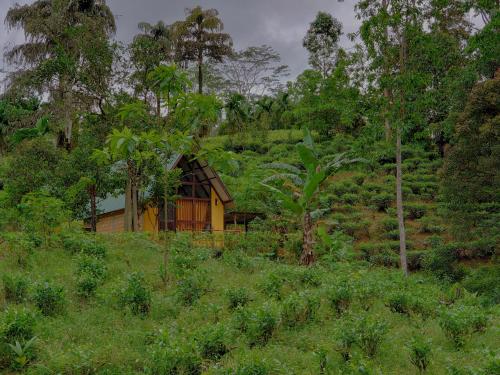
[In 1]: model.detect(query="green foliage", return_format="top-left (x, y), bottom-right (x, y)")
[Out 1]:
top-left (371, 193), bottom-right (393, 211)
top-left (280, 291), bottom-right (320, 327)
top-left (148, 333), bottom-right (202, 375)
top-left (176, 272), bottom-right (209, 306)
top-left (334, 319), bottom-right (357, 362)
top-left (463, 266), bottom-right (500, 305)
top-left (60, 233), bottom-right (107, 258)
top-left (2, 274), bottom-right (29, 303)
top-left (404, 203), bottom-right (428, 220)
top-left (0, 308), bottom-right (37, 370)
top-left (355, 315), bottom-right (387, 358)
top-left (226, 287), bottom-right (251, 310)
top-left (196, 324), bottom-right (229, 360)
top-left (18, 191), bottom-right (69, 242)
top-left (246, 304), bottom-right (279, 347)
top-left (408, 336), bottom-right (432, 373)
top-left (439, 305), bottom-right (488, 349)
top-left (327, 282), bottom-right (352, 316)
top-left (117, 273), bottom-right (151, 316)
top-left (32, 281), bottom-right (65, 316)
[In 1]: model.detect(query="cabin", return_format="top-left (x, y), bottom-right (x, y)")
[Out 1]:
top-left (94, 154), bottom-right (233, 234)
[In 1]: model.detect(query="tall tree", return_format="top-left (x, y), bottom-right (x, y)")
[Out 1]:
top-left (303, 12), bottom-right (343, 78)
top-left (172, 6), bottom-right (232, 94)
top-left (212, 45), bottom-right (290, 98)
top-left (129, 21), bottom-right (173, 109)
top-left (5, 0), bottom-right (116, 148)
top-left (441, 72), bottom-right (499, 241)
top-left (357, 0), bottom-right (429, 276)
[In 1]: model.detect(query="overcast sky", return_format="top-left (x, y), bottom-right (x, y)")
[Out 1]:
top-left (0, 0), bottom-right (360, 83)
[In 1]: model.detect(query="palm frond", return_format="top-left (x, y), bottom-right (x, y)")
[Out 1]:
top-left (262, 173), bottom-right (304, 186)
top-left (261, 162), bottom-right (303, 175)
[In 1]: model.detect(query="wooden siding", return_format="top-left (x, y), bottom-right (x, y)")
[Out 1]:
top-left (96, 210), bottom-right (125, 233)
top-left (176, 198), bottom-right (210, 231)
top-left (211, 188), bottom-right (225, 232)
top-left (143, 206), bottom-right (159, 233)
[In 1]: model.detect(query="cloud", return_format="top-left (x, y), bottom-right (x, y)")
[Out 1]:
top-left (0, 0), bottom-right (360, 84)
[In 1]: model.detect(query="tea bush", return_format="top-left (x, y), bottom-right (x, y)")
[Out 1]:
top-left (327, 282), bottom-right (352, 316)
top-left (462, 266), bottom-right (500, 305)
top-left (386, 292), bottom-right (413, 315)
top-left (32, 281), bottom-right (65, 316)
top-left (148, 336), bottom-right (202, 375)
top-left (439, 305), bottom-right (488, 349)
top-left (334, 319), bottom-right (357, 362)
top-left (405, 203), bottom-right (428, 220)
top-left (371, 192), bottom-right (394, 211)
top-left (408, 335), bottom-right (432, 374)
top-left (176, 272), bottom-right (210, 306)
top-left (117, 273), bottom-right (151, 316)
top-left (259, 271), bottom-right (284, 300)
top-left (355, 315), bottom-right (388, 358)
top-left (196, 323), bottom-right (229, 360)
top-left (76, 273), bottom-right (99, 298)
top-left (76, 254), bottom-right (107, 281)
top-left (61, 233), bottom-right (107, 258)
top-left (226, 287), bottom-right (251, 310)
top-left (281, 291), bottom-right (320, 327)
top-left (2, 274), bottom-right (29, 303)
top-left (379, 217), bottom-right (399, 232)
top-left (0, 308), bottom-right (37, 370)
top-left (246, 303), bottom-right (279, 347)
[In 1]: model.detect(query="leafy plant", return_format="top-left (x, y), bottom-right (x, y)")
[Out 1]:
top-left (2, 274), bottom-right (29, 303)
top-left (32, 281), bottom-right (65, 316)
top-left (261, 127), bottom-right (361, 265)
top-left (327, 282), bottom-right (352, 316)
top-left (117, 273), bottom-right (151, 316)
top-left (226, 287), bottom-right (251, 310)
top-left (439, 305), bottom-right (488, 349)
top-left (246, 303), bottom-right (279, 347)
top-left (7, 337), bottom-right (37, 370)
top-left (408, 336), bottom-right (432, 373)
top-left (355, 315), bottom-right (387, 358)
top-left (281, 291), bottom-right (320, 327)
top-left (176, 272), bottom-right (209, 306)
top-left (196, 324), bottom-right (229, 360)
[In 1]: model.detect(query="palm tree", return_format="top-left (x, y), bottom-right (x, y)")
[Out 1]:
top-left (261, 128), bottom-right (361, 265)
top-left (172, 6), bottom-right (232, 94)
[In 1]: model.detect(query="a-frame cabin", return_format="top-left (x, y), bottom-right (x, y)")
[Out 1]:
top-left (94, 154), bottom-right (233, 234)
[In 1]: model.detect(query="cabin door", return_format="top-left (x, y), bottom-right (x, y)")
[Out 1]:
top-left (176, 198), bottom-right (211, 231)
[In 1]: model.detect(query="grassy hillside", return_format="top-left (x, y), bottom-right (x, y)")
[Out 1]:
top-left (0, 232), bottom-right (498, 374)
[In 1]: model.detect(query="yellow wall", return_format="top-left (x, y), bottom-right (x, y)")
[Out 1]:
top-left (142, 206), bottom-right (159, 233)
top-left (211, 188), bottom-right (225, 232)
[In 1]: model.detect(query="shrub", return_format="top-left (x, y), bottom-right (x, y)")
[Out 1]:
top-left (340, 193), bottom-right (359, 205)
top-left (0, 309), bottom-right (37, 370)
top-left (405, 203), bottom-right (427, 220)
top-left (335, 320), bottom-right (357, 362)
top-left (371, 193), bottom-right (393, 211)
top-left (408, 336), bottom-right (432, 374)
top-left (118, 273), bottom-right (151, 316)
top-left (380, 217), bottom-right (399, 232)
top-left (176, 272), bottom-right (209, 306)
top-left (148, 338), bottom-right (202, 375)
top-left (76, 255), bottom-right (107, 281)
top-left (76, 273), bottom-right (99, 298)
top-left (298, 267), bottom-right (323, 287)
top-left (352, 173), bottom-right (366, 186)
top-left (355, 315), bottom-right (387, 358)
top-left (463, 266), bottom-right (500, 305)
top-left (246, 304), bottom-right (279, 347)
top-left (61, 234), bottom-right (107, 258)
top-left (281, 291), bottom-right (320, 327)
top-left (259, 272), bottom-right (284, 300)
top-left (233, 358), bottom-right (270, 375)
top-left (423, 244), bottom-right (465, 282)
top-left (226, 287), bottom-right (251, 310)
top-left (32, 281), bottom-right (65, 316)
top-left (386, 292), bottom-right (412, 315)
top-left (196, 324), bottom-right (229, 360)
top-left (439, 305), bottom-right (488, 349)
top-left (327, 283), bottom-right (352, 316)
top-left (2, 274), bottom-right (29, 304)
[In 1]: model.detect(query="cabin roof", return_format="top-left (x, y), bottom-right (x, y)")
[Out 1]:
top-left (97, 153), bottom-right (233, 215)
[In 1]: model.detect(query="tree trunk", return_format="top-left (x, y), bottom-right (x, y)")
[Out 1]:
top-left (198, 53), bottom-right (203, 94)
top-left (397, 26), bottom-right (408, 276)
top-left (383, 88), bottom-right (392, 141)
top-left (124, 178), bottom-right (133, 231)
top-left (63, 86), bottom-right (73, 150)
top-left (396, 125), bottom-right (408, 276)
top-left (131, 181), bottom-right (139, 232)
top-left (89, 184), bottom-right (97, 232)
top-left (300, 211), bottom-right (316, 266)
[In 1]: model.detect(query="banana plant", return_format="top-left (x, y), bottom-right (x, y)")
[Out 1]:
top-left (261, 128), bottom-right (362, 265)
